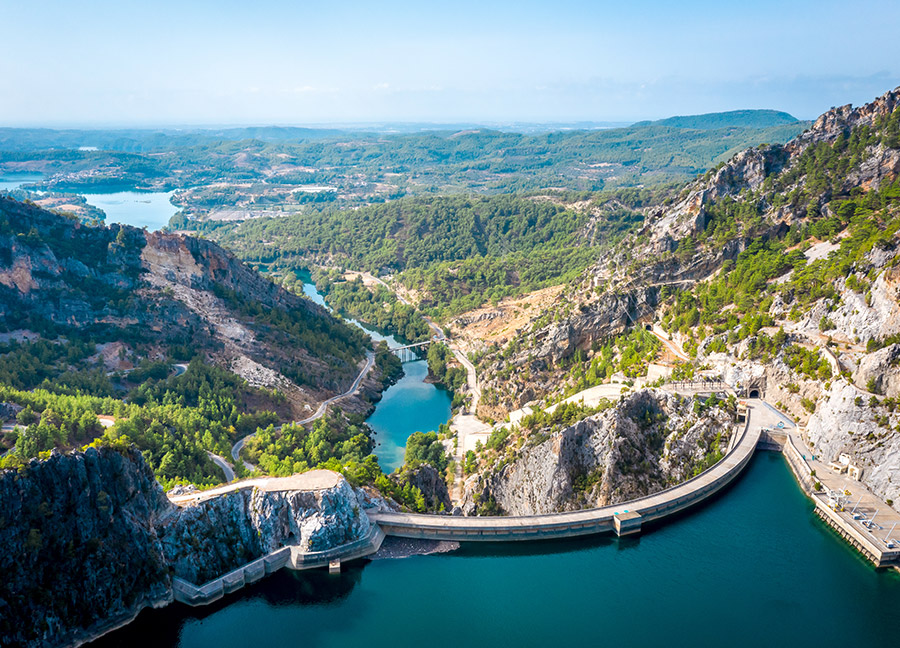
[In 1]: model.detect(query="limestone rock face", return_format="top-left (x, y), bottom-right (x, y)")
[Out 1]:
top-left (855, 344), bottom-right (900, 397)
top-left (158, 477), bottom-right (369, 584)
top-left (645, 146), bottom-right (789, 250)
top-left (0, 197), bottom-right (368, 408)
top-left (0, 446), bottom-right (173, 648)
top-left (395, 464), bottom-right (452, 512)
top-left (794, 270), bottom-right (900, 347)
top-left (806, 383), bottom-right (900, 512)
top-left (0, 448), bottom-right (374, 648)
top-left (463, 390), bottom-right (732, 516)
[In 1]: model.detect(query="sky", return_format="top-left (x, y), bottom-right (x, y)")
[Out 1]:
top-left (2, 0), bottom-right (899, 126)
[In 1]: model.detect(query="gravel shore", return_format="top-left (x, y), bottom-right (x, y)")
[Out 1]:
top-left (370, 536), bottom-right (460, 559)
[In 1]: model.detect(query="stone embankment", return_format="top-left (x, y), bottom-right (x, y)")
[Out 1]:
top-left (172, 525), bottom-right (385, 606)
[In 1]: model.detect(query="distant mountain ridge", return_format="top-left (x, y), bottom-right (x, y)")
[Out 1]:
top-left (633, 109), bottom-right (799, 131)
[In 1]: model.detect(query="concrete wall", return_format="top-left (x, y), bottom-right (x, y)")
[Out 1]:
top-left (172, 526), bottom-right (385, 607)
top-left (782, 435), bottom-right (900, 567)
top-left (374, 419), bottom-right (759, 542)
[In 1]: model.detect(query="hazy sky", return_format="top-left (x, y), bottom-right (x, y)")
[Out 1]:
top-left (3, 0), bottom-right (899, 126)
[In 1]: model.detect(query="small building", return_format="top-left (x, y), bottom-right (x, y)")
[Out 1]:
top-left (828, 453), bottom-right (861, 480)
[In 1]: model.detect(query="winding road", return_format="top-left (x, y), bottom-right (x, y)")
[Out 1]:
top-left (206, 451), bottom-right (235, 482)
top-left (230, 351), bottom-right (376, 470)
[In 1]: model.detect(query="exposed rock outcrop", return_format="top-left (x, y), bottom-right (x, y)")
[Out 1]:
top-left (0, 197), bottom-right (370, 412)
top-left (394, 464), bottom-right (452, 512)
top-left (0, 447), bottom-right (374, 648)
top-left (0, 446), bottom-right (172, 648)
top-left (806, 383), bottom-right (900, 511)
top-left (855, 344), bottom-right (900, 397)
top-left (464, 390), bottom-right (732, 515)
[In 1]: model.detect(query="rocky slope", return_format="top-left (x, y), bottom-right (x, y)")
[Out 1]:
top-left (0, 446), bottom-right (375, 648)
top-left (473, 86), bottom-right (900, 421)
top-left (462, 390), bottom-right (733, 515)
top-left (0, 197), bottom-right (369, 411)
top-left (461, 86), bottom-right (900, 514)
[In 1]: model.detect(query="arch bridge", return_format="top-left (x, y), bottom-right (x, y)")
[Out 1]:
top-left (390, 340), bottom-right (433, 363)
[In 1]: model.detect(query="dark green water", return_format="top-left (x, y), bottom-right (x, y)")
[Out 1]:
top-left (299, 272), bottom-right (451, 471)
top-left (92, 454), bottom-right (900, 647)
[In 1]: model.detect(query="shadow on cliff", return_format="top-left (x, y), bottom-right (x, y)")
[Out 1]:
top-left (88, 566), bottom-right (365, 647)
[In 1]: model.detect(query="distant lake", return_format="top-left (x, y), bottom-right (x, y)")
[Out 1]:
top-left (0, 173), bottom-right (44, 192)
top-left (81, 191), bottom-right (178, 231)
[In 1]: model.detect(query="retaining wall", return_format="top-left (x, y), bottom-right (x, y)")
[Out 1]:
top-left (781, 435), bottom-right (900, 567)
top-left (172, 525), bottom-right (384, 607)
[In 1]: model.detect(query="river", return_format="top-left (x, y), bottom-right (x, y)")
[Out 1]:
top-left (91, 453), bottom-right (900, 647)
top-left (299, 271), bottom-right (452, 471)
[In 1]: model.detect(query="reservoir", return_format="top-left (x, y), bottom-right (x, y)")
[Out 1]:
top-left (299, 272), bottom-right (452, 471)
top-left (0, 173), bottom-right (43, 192)
top-left (92, 453), bottom-right (900, 647)
top-left (81, 190), bottom-right (178, 231)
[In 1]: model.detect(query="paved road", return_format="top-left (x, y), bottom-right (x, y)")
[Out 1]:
top-left (206, 451), bottom-right (235, 482)
top-left (230, 351), bottom-right (376, 469)
top-left (650, 324), bottom-right (690, 362)
top-left (169, 469), bottom-right (341, 506)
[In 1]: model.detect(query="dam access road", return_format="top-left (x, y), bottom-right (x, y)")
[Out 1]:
top-left (229, 351), bottom-right (375, 470)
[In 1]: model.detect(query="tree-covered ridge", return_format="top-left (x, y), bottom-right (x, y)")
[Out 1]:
top-left (0, 359), bottom-right (287, 488)
top-left (466, 90), bottom-right (900, 423)
top-left (639, 109), bottom-right (798, 131)
top-left (242, 410), bottom-right (376, 480)
top-left (203, 192), bottom-right (646, 317)
top-left (0, 111), bottom-right (806, 202)
top-left (1, 197), bottom-right (372, 395)
top-left (219, 195), bottom-right (589, 271)
top-left (210, 282), bottom-right (370, 391)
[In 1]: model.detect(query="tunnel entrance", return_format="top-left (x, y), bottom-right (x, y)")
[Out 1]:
top-left (749, 389), bottom-right (760, 399)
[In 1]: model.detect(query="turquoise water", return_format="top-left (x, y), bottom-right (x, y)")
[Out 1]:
top-left (0, 173), bottom-right (43, 192)
top-left (366, 360), bottom-right (452, 471)
top-left (81, 191), bottom-right (177, 230)
top-left (91, 454), bottom-right (900, 647)
top-left (299, 272), bottom-right (451, 470)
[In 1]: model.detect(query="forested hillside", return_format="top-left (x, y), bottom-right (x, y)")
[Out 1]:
top-left (0, 199), bottom-right (378, 485)
top-left (0, 109), bottom-right (805, 216)
top-left (191, 190), bottom-right (663, 317)
top-left (466, 87), bottom-right (900, 509)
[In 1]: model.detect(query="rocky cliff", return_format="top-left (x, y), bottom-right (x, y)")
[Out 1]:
top-left (0, 447), bottom-right (373, 648)
top-left (472, 86), bottom-right (900, 420)
top-left (463, 390), bottom-right (733, 515)
top-left (0, 197), bottom-right (369, 410)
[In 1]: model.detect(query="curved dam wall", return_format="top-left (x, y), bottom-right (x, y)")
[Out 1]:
top-left (372, 420), bottom-right (759, 541)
